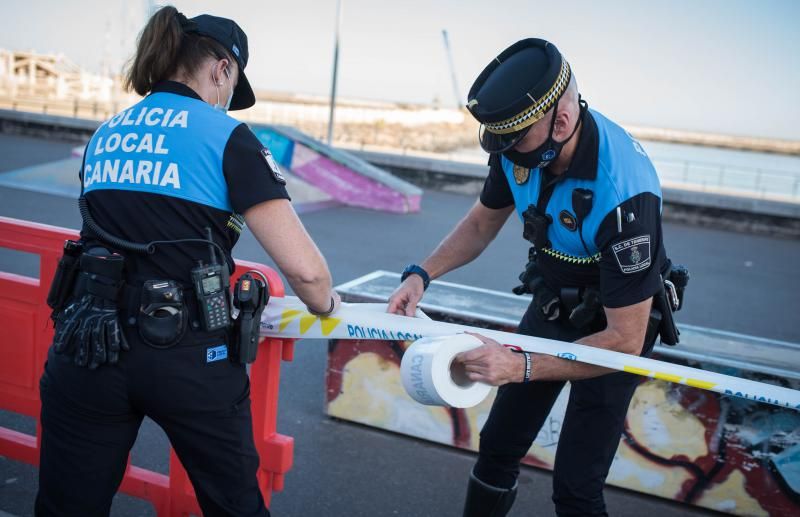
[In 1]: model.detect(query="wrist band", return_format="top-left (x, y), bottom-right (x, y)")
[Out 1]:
top-left (522, 351), bottom-right (532, 382)
top-left (509, 348), bottom-right (533, 383)
top-left (309, 296), bottom-right (335, 317)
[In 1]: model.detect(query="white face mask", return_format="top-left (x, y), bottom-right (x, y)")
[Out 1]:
top-left (213, 67), bottom-right (233, 112)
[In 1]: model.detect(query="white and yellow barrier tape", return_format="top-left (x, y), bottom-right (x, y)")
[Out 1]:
top-left (260, 297), bottom-right (800, 410)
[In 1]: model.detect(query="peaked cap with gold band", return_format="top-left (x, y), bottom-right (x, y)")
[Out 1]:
top-left (466, 39), bottom-right (571, 152)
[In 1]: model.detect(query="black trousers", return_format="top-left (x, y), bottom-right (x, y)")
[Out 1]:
top-left (473, 304), bottom-right (654, 517)
top-left (34, 327), bottom-right (268, 517)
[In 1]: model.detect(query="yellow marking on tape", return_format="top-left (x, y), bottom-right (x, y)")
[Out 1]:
top-left (686, 379), bottom-right (717, 390)
top-left (624, 366), bottom-right (652, 377)
top-left (299, 314), bottom-right (318, 334)
top-left (320, 317), bottom-right (342, 337)
top-left (654, 372), bottom-right (683, 384)
top-left (279, 309), bottom-right (303, 332)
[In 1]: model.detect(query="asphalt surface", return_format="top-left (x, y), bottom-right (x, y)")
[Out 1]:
top-left (1, 133), bottom-right (799, 516)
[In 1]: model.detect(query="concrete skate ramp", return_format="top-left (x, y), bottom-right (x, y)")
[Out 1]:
top-left (282, 172), bottom-right (339, 214)
top-left (0, 157), bottom-right (83, 198)
top-left (252, 124), bottom-right (422, 213)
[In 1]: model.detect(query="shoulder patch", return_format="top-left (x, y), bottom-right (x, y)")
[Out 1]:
top-left (611, 235), bottom-right (651, 274)
top-left (260, 148), bottom-right (286, 184)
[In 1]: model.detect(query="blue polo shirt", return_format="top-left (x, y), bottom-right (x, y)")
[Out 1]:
top-left (80, 81), bottom-right (290, 283)
top-left (480, 108), bottom-right (666, 308)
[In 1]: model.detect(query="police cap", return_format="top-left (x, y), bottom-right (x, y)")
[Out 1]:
top-left (183, 14), bottom-right (256, 110)
top-left (466, 38), bottom-right (571, 153)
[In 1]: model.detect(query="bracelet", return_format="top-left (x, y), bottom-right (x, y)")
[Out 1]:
top-left (521, 352), bottom-right (532, 382)
top-left (509, 348), bottom-right (533, 383)
top-left (308, 296), bottom-right (335, 317)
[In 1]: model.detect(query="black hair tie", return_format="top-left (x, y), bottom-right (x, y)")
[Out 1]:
top-left (175, 12), bottom-right (197, 33)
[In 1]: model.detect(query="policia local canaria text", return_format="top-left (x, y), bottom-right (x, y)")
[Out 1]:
top-left (83, 106), bottom-right (189, 190)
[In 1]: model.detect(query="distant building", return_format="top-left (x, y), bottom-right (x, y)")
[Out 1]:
top-left (0, 49), bottom-right (125, 102)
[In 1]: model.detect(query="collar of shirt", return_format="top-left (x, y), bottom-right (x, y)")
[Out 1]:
top-left (561, 109), bottom-right (599, 181)
top-left (149, 80), bottom-right (204, 102)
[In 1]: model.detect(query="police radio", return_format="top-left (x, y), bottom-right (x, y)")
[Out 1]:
top-left (191, 228), bottom-right (230, 332)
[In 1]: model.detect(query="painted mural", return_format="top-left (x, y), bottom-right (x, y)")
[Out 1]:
top-left (326, 338), bottom-right (800, 516)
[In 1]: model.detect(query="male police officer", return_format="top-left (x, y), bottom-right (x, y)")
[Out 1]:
top-left (388, 39), bottom-right (670, 516)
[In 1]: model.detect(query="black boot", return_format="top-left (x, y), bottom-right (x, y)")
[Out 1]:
top-left (462, 469), bottom-right (518, 517)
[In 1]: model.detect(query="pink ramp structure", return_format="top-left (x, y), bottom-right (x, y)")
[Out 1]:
top-left (253, 125), bottom-right (422, 214)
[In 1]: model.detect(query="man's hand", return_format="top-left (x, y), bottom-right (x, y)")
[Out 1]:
top-left (454, 333), bottom-right (526, 386)
top-left (387, 275), bottom-right (425, 316)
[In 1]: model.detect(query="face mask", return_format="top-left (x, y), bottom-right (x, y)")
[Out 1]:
top-left (504, 98), bottom-right (583, 170)
top-left (213, 67), bottom-right (233, 112)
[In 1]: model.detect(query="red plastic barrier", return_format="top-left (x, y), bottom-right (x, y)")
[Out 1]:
top-left (0, 216), bottom-right (295, 516)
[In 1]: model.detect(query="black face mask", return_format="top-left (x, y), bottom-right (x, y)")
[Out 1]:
top-left (504, 98), bottom-right (586, 170)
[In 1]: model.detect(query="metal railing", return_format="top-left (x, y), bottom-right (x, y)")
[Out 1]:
top-left (341, 143), bottom-right (800, 203)
top-left (651, 157), bottom-right (800, 202)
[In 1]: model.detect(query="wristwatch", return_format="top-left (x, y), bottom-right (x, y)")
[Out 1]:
top-left (401, 264), bottom-right (430, 291)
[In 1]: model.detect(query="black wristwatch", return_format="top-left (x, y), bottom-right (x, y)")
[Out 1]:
top-left (401, 264), bottom-right (431, 291)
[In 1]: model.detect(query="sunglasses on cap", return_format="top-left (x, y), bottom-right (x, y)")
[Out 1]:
top-left (478, 123), bottom-right (534, 154)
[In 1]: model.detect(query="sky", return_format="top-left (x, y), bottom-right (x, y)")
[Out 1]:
top-left (1, 0), bottom-right (799, 140)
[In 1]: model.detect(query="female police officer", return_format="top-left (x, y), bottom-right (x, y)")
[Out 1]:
top-left (36, 6), bottom-right (339, 516)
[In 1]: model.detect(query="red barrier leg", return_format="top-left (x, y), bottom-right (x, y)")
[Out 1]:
top-left (0, 218), bottom-right (297, 516)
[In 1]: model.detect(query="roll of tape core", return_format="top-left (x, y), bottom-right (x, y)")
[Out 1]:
top-left (400, 334), bottom-right (492, 408)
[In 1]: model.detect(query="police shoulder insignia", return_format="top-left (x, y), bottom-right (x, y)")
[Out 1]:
top-left (559, 210), bottom-right (577, 231)
top-left (260, 148), bottom-right (286, 185)
top-left (611, 235), bottom-right (651, 274)
top-left (512, 164), bottom-right (530, 185)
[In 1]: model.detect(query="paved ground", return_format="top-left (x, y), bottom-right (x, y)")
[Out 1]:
top-left (1, 134), bottom-right (799, 516)
top-left (0, 134), bottom-right (77, 173)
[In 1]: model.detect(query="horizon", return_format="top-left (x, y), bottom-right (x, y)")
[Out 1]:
top-left (1, 0), bottom-right (798, 141)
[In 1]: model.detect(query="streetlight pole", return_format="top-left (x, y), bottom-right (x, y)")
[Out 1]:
top-left (327, 0), bottom-right (343, 145)
top-left (441, 30), bottom-right (463, 109)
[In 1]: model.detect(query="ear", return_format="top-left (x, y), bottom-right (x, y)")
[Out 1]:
top-left (213, 58), bottom-right (230, 85)
top-left (553, 109), bottom-right (571, 138)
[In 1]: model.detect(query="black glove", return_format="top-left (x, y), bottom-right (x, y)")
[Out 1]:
top-left (53, 294), bottom-right (129, 369)
top-left (51, 248), bottom-right (129, 368)
top-left (53, 296), bottom-right (87, 355)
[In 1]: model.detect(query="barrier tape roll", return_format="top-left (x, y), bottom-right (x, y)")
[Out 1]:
top-left (261, 297), bottom-right (800, 410)
top-left (400, 334), bottom-right (492, 407)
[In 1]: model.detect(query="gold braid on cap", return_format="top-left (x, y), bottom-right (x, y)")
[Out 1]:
top-left (484, 58), bottom-right (571, 135)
